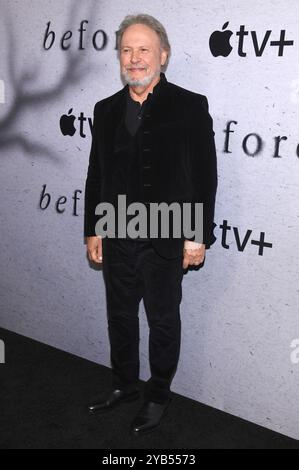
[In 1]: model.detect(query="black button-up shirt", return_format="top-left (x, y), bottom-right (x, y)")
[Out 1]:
top-left (121, 73), bottom-right (166, 240)
top-left (125, 72), bottom-right (166, 136)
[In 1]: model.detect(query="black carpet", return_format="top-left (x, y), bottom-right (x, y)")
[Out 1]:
top-left (0, 327), bottom-right (298, 449)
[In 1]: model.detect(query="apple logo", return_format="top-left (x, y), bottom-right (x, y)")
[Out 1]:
top-left (60, 108), bottom-right (76, 136)
top-left (209, 22), bottom-right (233, 57)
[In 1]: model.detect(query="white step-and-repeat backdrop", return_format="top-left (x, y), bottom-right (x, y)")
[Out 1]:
top-left (0, 0), bottom-right (298, 440)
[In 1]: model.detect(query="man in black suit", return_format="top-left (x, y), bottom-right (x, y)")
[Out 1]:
top-left (84, 14), bottom-right (217, 435)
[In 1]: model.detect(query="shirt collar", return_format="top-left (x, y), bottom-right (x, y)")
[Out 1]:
top-left (150, 72), bottom-right (167, 95)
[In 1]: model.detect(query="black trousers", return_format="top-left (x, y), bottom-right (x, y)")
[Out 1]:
top-left (102, 238), bottom-right (185, 404)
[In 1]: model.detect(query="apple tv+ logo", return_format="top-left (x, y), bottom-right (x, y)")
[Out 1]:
top-left (59, 108), bottom-right (92, 138)
top-left (209, 21), bottom-right (294, 57)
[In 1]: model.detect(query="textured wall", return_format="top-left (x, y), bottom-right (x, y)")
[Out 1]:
top-left (0, 0), bottom-right (298, 440)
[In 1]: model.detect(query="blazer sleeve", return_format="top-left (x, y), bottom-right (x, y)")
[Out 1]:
top-left (185, 94), bottom-right (218, 248)
top-left (84, 101), bottom-right (102, 237)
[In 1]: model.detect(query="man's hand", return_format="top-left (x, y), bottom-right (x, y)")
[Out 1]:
top-left (86, 236), bottom-right (102, 264)
top-left (183, 241), bottom-right (205, 269)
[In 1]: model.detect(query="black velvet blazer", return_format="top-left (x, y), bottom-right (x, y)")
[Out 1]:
top-left (84, 73), bottom-right (218, 259)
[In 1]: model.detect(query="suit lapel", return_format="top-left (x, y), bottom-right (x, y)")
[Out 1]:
top-left (147, 83), bottom-right (175, 126)
top-left (99, 86), bottom-right (127, 151)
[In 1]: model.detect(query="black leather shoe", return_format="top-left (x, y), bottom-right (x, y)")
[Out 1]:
top-left (87, 388), bottom-right (140, 414)
top-left (130, 399), bottom-right (171, 435)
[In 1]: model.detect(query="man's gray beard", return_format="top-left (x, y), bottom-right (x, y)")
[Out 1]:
top-left (122, 68), bottom-right (160, 87)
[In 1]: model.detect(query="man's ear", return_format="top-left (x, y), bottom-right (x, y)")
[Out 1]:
top-left (161, 49), bottom-right (168, 66)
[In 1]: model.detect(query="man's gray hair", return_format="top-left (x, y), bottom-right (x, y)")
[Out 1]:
top-left (116, 13), bottom-right (171, 71)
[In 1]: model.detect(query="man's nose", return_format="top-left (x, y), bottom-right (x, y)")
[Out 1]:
top-left (130, 51), bottom-right (141, 63)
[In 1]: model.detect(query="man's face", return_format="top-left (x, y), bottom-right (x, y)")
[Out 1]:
top-left (120, 23), bottom-right (168, 87)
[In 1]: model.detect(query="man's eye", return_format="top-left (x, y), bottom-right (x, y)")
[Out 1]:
top-left (141, 49), bottom-right (148, 52)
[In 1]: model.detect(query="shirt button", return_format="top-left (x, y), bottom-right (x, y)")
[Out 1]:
top-left (143, 148), bottom-right (150, 152)
top-left (143, 183), bottom-right (151, 187)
